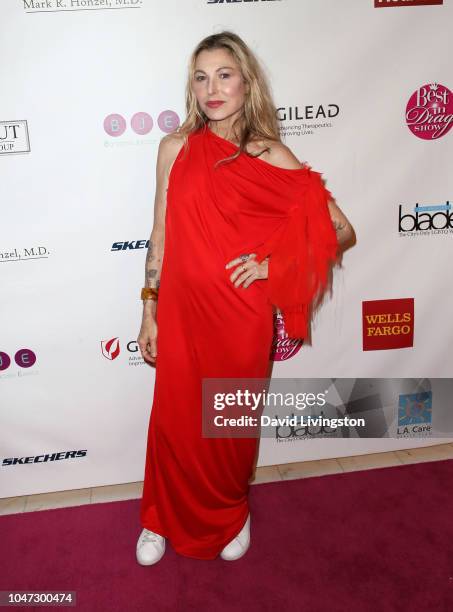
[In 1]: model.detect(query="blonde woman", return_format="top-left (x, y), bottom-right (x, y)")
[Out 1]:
top-left (136, 30), bottom-right (353, 564)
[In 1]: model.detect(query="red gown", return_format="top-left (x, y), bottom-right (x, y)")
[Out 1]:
top-left (139, 124), bottom-right (338, 559)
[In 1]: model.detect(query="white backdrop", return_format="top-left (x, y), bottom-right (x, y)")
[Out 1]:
top-left (1, 0), bottom-right (452, 498)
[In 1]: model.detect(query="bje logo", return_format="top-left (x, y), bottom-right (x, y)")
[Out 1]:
top-left (375, 0), bottom-right (443, 7)
top-left (362, 298), bottom-right (414, 351)
top-left (104, 111), bottom-right (180, 137)
top-left (0, 349), bottom-right (36, 370)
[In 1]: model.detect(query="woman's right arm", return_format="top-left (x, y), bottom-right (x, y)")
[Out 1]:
top-left (138, 132), bottom-right (185, 363)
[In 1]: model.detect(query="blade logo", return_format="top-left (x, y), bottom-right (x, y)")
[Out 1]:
top-left (399, 201), bottom-right (453, 234)
top-left (375, 0), bottom-right (443, 6)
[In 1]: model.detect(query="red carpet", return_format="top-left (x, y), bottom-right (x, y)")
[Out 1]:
top-left (1, 459), bottom-right (453, 611)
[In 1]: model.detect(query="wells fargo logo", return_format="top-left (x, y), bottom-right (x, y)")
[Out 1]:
top-left (374, 0), bottom-right (443, 7)
top-left (362, 298), bottom-right (414, 351)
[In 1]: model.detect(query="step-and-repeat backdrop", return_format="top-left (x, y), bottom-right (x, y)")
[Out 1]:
top-left (1, 0), bottom-right (452, 497)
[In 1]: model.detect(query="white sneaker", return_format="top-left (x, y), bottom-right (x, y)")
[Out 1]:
top-left (220, 513), bottom-right (251, 561)
top-left (136, 528), bottom-right (166, 566)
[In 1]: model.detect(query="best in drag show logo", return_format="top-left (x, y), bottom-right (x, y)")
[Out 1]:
top-left (406, 82), bottom-right (453, 140)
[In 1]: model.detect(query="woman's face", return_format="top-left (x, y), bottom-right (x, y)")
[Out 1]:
top-left (192, 48), bottom-right (248, 127)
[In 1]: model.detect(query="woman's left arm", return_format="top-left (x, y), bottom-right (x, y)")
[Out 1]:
top-left (256, 141), bottom-right (355, 249)
top-left (326, 196), bottom-right (356, 249)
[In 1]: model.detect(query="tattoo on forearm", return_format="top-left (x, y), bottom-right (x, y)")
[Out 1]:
top-left (333, 219), bottom-right (347, 232)
top-left (145, 241), bottom-right (156, 264)
top-left (146, 269), bottom-right (160, 287)
top-left (145, 240), bottom-right (161, 288)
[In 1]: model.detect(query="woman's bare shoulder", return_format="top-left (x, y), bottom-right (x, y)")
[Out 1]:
top-left (247, 137), bottom-right (304, 170)
top-left (159, 131), bottom-right (186, 157)
top-left (157, 131), bottom-right (186, 178)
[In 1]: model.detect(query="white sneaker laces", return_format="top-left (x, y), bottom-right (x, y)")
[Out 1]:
top-left (141, 529), bottom-right (162, 544)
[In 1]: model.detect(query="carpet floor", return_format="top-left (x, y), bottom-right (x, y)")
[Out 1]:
top-left (1, 458), bottom-right (452, 611)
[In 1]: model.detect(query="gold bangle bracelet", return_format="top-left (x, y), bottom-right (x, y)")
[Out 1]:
top-left (141, 287), bottom-right (159, 301)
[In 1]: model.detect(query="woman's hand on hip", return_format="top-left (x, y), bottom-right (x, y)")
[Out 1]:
top-left (225, 253), bottom-right (269, 288)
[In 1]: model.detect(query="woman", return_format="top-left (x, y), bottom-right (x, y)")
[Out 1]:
top-left (136, 31), bottom-right (354, 564)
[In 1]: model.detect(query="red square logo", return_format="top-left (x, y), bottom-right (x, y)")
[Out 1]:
top-left (374, 0), bottom-right (443, 7)
top-left (363, 298), bottom-right (414, 351)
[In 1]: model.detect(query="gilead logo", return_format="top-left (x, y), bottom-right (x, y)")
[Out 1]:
top-left (362, 298), bottom-right (414, 351)
top-left (375, 0), bottom-right (443, 7)
top-left (406, 83), bottom-right (453, 140)
top-left (101, 337), bottom-right (120, 360)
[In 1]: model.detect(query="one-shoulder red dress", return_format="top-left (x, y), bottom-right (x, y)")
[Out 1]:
top-left (139, 124), bottom-right (337, 559)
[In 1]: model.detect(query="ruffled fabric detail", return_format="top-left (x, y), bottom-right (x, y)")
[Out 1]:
top-left (253, 167), bottom-right (338, 340)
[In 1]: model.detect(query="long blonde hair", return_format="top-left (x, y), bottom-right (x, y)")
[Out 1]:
top-left (176, 30), bottom-right (281, 167)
